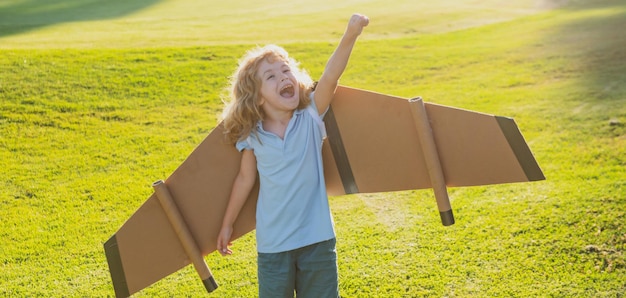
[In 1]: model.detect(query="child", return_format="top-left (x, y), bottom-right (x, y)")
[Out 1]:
top-left (217, 14), bottom-right (369, 298)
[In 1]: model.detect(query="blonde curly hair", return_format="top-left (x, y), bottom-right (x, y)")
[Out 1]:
top-left (221, 45), bottom-right (315, 145)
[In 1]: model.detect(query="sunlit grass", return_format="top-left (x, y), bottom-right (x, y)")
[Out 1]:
top-left (0, 0), bottom-right (547, 49)
top-left (1, 0), bottom-right (625, 297)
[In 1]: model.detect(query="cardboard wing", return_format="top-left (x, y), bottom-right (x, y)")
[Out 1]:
top-left (104, 86), bottom-right (544, 297)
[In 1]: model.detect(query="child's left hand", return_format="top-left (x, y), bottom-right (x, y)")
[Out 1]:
top-left (346, 14), bottom-right (369, 38)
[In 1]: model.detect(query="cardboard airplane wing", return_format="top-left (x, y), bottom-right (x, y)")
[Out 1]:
top-left (104, 86), bottom-right (544, 297)
top-left (323, 86), bottom-right (543, 195)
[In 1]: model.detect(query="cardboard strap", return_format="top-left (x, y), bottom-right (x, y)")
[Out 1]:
top-left (152, 180), bottom-right (218, 293)
top-left (324, 105), bottom-right (359, 194)
top-left (409, 98), bottom-right (455, 226)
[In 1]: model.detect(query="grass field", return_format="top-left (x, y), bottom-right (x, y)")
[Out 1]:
top-left (1, 0), bottom-right (625, 297)
top-left (1, 0), bottom-right (549, 48)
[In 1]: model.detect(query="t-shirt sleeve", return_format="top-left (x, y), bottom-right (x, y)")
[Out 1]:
top-left (308, 91), bottom-right (328, 140)
top-left (310, 91), bottom-right (329, 118)
top-left (236, 138), bottom-right (252, 152)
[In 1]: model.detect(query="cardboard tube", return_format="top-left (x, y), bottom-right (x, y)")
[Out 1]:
top-left (409, 98), bottom-right (455, 226)
top-left (152, 180), bottom-right (218, 292)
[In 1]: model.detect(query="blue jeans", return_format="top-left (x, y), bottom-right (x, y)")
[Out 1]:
top-left (258, 238), bottom-right (338, 298)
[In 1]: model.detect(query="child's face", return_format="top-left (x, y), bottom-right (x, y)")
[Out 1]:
top-left (257, 58), bottom-right (300, 116)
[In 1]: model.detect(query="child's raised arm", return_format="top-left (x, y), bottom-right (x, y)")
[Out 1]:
top-left (314, 14), bottom-right (369, 114)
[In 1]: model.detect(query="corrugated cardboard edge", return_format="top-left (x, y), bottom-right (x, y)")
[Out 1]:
top-left (104, 235), bottom-right (130, 298)
top-left (495, 116), bottom-right (545, 181)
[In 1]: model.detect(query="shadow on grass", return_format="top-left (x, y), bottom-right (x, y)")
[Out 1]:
top-left (555, 0), bottom-right (626, 102)
top-left (0, 0), bottom-right (162, 38)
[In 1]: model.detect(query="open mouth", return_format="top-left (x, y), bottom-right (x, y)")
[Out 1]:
top-left (280, 84), bottom-right (295, 98)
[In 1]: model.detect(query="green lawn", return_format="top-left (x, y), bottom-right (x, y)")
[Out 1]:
top-left (1, 0), bottom-right (547, 49)
top-left (1, 0), bottom-right (625, 297)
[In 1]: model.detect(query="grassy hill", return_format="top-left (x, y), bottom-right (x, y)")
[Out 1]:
top-left (1, 0), bottom-right (624, 296)
top-left (1, 0), bottom-right (549, 48)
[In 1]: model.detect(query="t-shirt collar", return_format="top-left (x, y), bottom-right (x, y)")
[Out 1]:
top-left (256, 108), bottom-right (305, 132)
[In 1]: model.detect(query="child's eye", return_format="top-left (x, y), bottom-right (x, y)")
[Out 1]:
top-left (283, 69), bottom-right (291, 73)
top-left (267, 75), bottom-right (274, 80)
